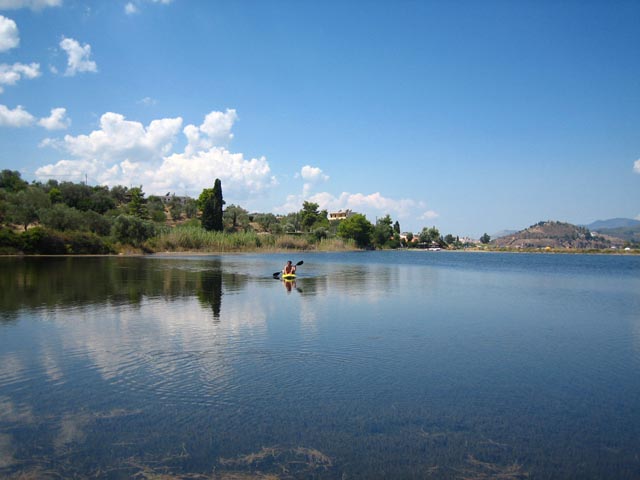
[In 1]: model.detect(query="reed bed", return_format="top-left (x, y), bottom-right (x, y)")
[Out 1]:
top-left (149, 226), bottom-right (357, 252)
top-left (151, 226), bottom-right (263, 252)
top-left (274, 235), bottom-right (311, 250)
top-left (315, 237), bottom-right (355, 251)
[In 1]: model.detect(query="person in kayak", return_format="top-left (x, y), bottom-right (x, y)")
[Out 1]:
top-left (283, 260), bottom-right (296, 276)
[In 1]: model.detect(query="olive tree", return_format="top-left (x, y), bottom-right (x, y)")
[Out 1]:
top-left (337, 213), bottom-right (373, 249)
top-left (8, 187), bottom-right (50, 231)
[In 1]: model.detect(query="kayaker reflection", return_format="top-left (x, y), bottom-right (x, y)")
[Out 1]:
top-left (283, 260), bottom-right (296, 276)
top-left (283, 278), bottom-right (296, 293)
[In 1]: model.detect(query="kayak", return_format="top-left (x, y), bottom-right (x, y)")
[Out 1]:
top-left (274, 261), bottom-right (303, 280)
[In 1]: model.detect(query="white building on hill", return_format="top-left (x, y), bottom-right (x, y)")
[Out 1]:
top-left (328, 209), bottom-right (355, 221)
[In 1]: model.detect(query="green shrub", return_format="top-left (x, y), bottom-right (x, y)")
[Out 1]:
top-left (312, 227), bottom-right (328, 241)
top-left (0, 227), bottom-right (22, 254)
top-left (63, 231), bottom-right (113, 254)
top-left (83, 210), bottom-right (113, 236)
top-left (112, 214), bottom-right (156, 247)
top-left (21, 227), bottom-right (66, 254)
top-left (39, 204), bottom-right (85, 231)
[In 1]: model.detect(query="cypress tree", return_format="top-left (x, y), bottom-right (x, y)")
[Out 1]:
top-left (202, 178), bottom-right (224, 232)
top-left (212, 178), bottom-right (224, 231)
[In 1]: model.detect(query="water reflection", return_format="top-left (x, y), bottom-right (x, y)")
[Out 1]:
top-left (0, 257), bottom-right (255, 323)
top-left (0, 256), bottom-right (389, 316)
top-left (196, 267), bottom-right (223, 319)
top-left (0, 259), bottom-right (278, 476)
top-left (1, 253), bottom-right (639, 479)
top-left (282, 278), bottom-right (302, 294)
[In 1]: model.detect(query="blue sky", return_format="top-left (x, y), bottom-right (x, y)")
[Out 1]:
top-left (0, 0), bottom-right (638, 237)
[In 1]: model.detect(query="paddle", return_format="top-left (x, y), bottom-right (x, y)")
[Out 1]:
top-left (273, 260), bottom-right (303, 278)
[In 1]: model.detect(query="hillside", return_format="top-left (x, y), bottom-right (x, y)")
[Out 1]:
top-left (492, 229), bottom-right (518, 239)
top-left (594, 225), bottom-right (640, 244)
top-left (492, 221), bottom-right (625, 250)
top-left (587, 218), bottom-right (640, 230)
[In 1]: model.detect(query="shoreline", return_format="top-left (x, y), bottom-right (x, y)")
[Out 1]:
top-left (1, 247), bottom-right (638, 258)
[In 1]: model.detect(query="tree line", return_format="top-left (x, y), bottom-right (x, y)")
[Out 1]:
top-left (0, 170), bottom-right (471, 254)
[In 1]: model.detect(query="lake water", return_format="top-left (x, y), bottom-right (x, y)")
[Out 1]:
top-left (1, 251), bottom-right (639, 479)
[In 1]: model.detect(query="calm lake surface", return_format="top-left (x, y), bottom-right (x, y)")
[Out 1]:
top-left (1, 251), bottom-right (639, 479)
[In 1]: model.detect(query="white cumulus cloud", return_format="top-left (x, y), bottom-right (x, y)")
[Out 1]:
top-left (38, 107), bottom-right (70, 130)
top-left (0, 62), bottom-right (40, 92)
top-left (0, 15), bottom-right (18, 52)
top-left (275, 189), bottom-right (424, 222)
top-left (159, 148), bottom-right (274, 199)
top-left (37, 112), bottom-right (183, 185)
top-left (36, 109), bottom-right (277, 199)
top-left (0, 103), bottom-right (34, 127)
top-left (124, 2), bottom-right (138, 14)
top-left (634, 159), bottom-right (640, 174)
top-left (199, 108), bottom-right (237, 144)
top-left (0, 0), bottom-right (61, 10)
top-left (58, 111), bottom-right (182, 160)
top-left (420, 210), bottom-right (439, 220)
top-left (183, 108), bottom-right (238, 155)
top-left (299, 165), bottom-right (329, 183)
top-left (59, 37), bottom-right (97, 76)
top-left (338, 192), bottom-right (421, 218)
top-left (123, 0), bottom-right (173, 15)
top-left (297, 166), bottom-right (329, 198)
top-left (137, 97), bottom-right (157, 106)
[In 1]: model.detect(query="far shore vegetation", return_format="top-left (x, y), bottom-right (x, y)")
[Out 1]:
top-left (0, 170), bottom-right (638, 255)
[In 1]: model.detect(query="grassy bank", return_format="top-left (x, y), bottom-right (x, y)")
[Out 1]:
top-left (2, 224), bottom-right (637, 255)
top-left (148, 225), bottom-right (356, 253)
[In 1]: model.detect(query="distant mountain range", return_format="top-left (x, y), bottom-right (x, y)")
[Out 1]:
top-left (582, 218), bottom-right (640, 244)
top-left (491, 218), bottom-right (640, 247)
top-left (492, 220), bottom-right (629, 249)
top-left (491, 229), bottom-right (518, 239)
top-left (585, 218), bottom-right (640, 230)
